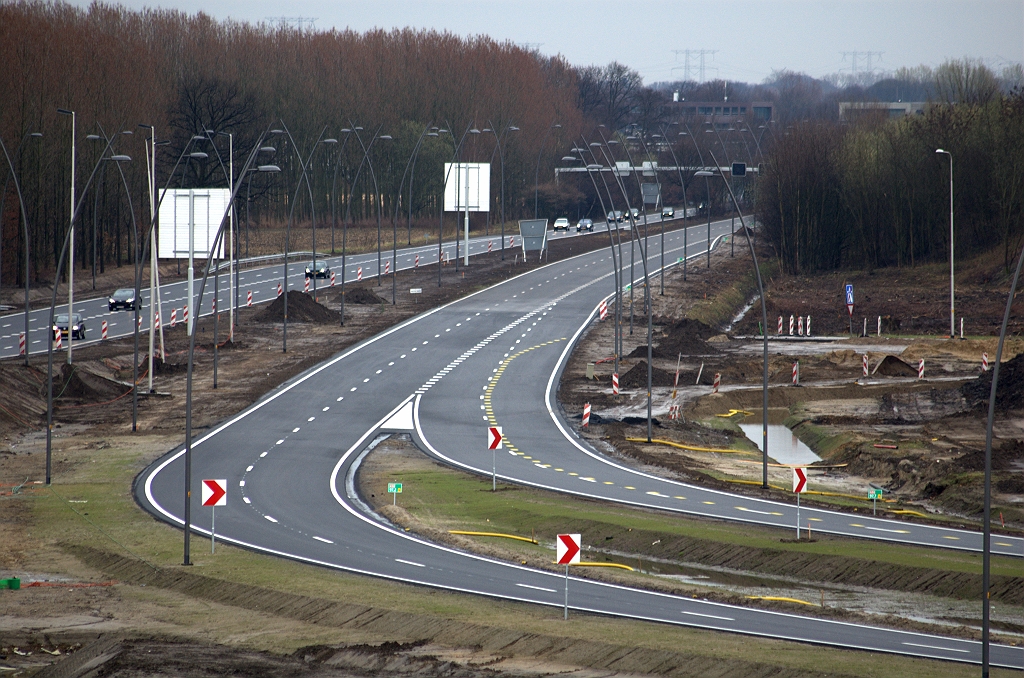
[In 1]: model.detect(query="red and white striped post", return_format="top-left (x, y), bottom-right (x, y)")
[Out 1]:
top-left (414, 254), bottom-right (420, 268)
top-left (138, 315), bottom-right (142, 330)
top-left (384, 260), bottom-right (390, 275)
top-left (170, 308), bottom-right (177, 327)
top-left (598, 299), bottom-right (608, 321)
top-left (806, 315), bottom-right (812, 337)
top-left (154, 313), bottom-right (161, 330)
top-left (55, 328), bottom-right (62, 350)
top-left (792, 361), bottom-right (800, 386)
top-left (247, 290), bottom-right (253, 307)
top-left (19, 332), bottom-right (25, 355)
top-left (713, 373), bottom-right (721, 393)
top-left (276, 283), bottom-right (282, 297)
top-left (101, 320), bottom-right (108, 340)
top-left (357, 266), bottom-right (363, 281)
top-left (982, 352), bottom-right (989, 371)
top-left (330, 271), bottom-right (336, 287)
top-left (797, 316), bottom-right (804, 336)
top-left (611, 373), bottom-right (619, 395)
top-left (862, 354), bottom-right (869, 377)
top-left (582, 403), bottom-right (591, 427)
top-left (669, 404), bottom-right (680, 420)
top-left (777, 316), bottom-right (783, 335)
top-left (789, 315), bottom-right (795, 336)
top-left (488, 240), bottom-right (493, 253)
top-left (303, 277), bottom-right (310, 293)
top-left (211, 299), bottom-right (216, 313)
top-left (918, 359), bottom-right (925, 379)
top-left (510, 235), bottom-right (516, 247)
top-left (183, 305), bottom-right (189, 325)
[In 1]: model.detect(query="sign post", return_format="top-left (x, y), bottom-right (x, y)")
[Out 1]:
top-left (792, 468), bottom-right (807, 539)
top-left (868, 487), bottom-right (883, 515)
top-left (845, 284), bottom-right (855, 335)
top-left (556, 533), bottom-right (581, 620)
top-left (487, 426), bottom-right (503, 491)
top-left (201, 479), bottom-right (227, 553)
top-left (388, 482), bottom-right (403, 505)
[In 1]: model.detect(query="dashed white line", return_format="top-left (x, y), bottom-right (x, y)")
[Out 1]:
top-left (680, 610), bottom-right (735, 621)
top-left (901, 642), bottom-right (969, 653)
top-left (395, 558), bottom-right (425, 567)
top-left (313, 536), bottom-right (334, 544)
top-left (516, 583), bottom-right (557, 593)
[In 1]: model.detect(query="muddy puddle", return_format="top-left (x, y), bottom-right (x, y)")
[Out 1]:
top-left (738, 423), bottom-right (822, 465)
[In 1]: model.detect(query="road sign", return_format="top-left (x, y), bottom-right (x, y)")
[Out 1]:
top-left (487, 426), bottom-right (503, 450)
top-left (731, 162), bottom-right (746, 177)
top-left (845, 284), bottom-right (854, 317)
top-left (201, 479), bottom-right (227, 507)
top-left (792, 467), bottom-right (807, 494)
top-left (556, 533), bottom-right (581, 564)
top-left (388, 482), bottom-right (403, 494)
top-left (867, 488), bottom-right (883, 499)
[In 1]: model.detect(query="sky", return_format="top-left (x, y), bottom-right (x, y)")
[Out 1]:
top-left (74, 0), bottom-right (1022, 84)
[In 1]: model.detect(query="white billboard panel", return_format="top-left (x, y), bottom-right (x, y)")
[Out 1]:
top-left (157, 188), bottom-right (230, 259)
top-left (443, 163), bottom-right (490, 212)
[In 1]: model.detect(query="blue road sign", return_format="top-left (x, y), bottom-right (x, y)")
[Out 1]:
top-left (845, 284), bottom-right (854, 305)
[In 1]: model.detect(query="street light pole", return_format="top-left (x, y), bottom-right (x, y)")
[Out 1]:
top-left (534, 122), bottom-right (561, 218)
top-left (0, 132), bottom-right (41, 367)
top-left (936, 149), bottom-right (955, 338)
top-left (56, 109), bottom-right (75, 364)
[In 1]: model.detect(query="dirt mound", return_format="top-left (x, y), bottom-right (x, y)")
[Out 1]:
top-left (344, 286), bottom-right (386, 304)
top-left (619, 360), bottom-right (677, 388)
top-left (253, 291), bottom-right (341, 324)
top-left (872, 354), bottom-right (917, 377)
top-left (962, 352), bottom-right (1024, 412)
top-left (56, 363), bottom-right (129, 402)
top-left (952, 439), bottom-right (1022, 472)
top-left (652, 317), bottom-right (718, 356)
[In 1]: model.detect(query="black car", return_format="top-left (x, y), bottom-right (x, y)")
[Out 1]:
top-left (606, 211), bottom-right (624, 223)
top-left (661, 206), bottom-right (675, 219)
top-left (576, 218), bottom-right (594, 232)
top-left (53, 313), bottom-right (86, 340)
top-left (108, 288), bottom-right (137, 311)
top-left (305, 261), bottom-right (331, 279)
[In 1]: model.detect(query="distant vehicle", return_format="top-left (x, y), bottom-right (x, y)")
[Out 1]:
top-left (629, 208), bottom-right (640, 220)
top-left (305, 261), bottom-right (331, 279)
top-left (607, 211), bottom-right (624, 223)
top-left (53, 313), bottom-right (86, 340)
top-left (661, 206), bottom-right (674, 219)
top-left (108, 288), bottom-right (137, 311)
top-left (552, 217), bottom-right (570, 231)
top-left (576, 218), bottom-right (594, 232)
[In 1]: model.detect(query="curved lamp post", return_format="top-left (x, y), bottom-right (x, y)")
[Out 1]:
top-left (483, 123), bottom-right (518, 260)
top-left (435, 124), bottom-right (479, 285)
top-left (0, 132), bottom-right (41, 366)
top-left (181, 126), bottom-right (282, 565)
top-left (534, 122), bottom-right (561, 218)
top-left (350, 125), bottom-right (392, 285)
top-left (696, 153), bottom-right (770, 488)
top-left (935, 149), bottom-right (955, 339)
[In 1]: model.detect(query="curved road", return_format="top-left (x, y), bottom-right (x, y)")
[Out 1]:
top-left (134, 218), bottom-right (1023, 669)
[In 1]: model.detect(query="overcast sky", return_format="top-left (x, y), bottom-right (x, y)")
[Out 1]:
top-left (76, 0), bottom-right (1022, 84)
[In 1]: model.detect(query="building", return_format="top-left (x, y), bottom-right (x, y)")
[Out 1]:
top-left (669, 100), bottom-right (774, 128)
top-left (838, 101), bottom-right (930, 122)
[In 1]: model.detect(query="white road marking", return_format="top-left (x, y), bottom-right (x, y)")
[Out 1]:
top-left (243, 497), bottom-right (251, 504)
top-left (265, 515), bottom-right (278, 523)
top-left (307, 417), bottom-right (315, 422)
top-left (239, 480), bottom-right (245, 487)
top-left (680, 610), bottom-right (735, 621)
top-left (735, 506), bottom-right (784, 516)
top-left (395, 558), bottom-right (425, 567)
top-left (516, 583), bottom-right (557, 593)
top-left (260, 452), bottom-right (268, 457)
top-left (313, 536), bottom-right (334, 544)
top-left (276, 439), bottom-right (284, 445)
top-left (323, 406), bottom-right (330, 411)
top-left (901, 642), bottom-right (969, 653)
top-left (292, 428), bottom-right (300, 433)
top-left (246, 465), bottom-right (254, 472)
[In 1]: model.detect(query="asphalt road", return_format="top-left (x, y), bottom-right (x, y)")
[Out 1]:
top-left (0, 214), bottom-right (647, 359)
top-left (136, 217), bottom-right (1023, 669)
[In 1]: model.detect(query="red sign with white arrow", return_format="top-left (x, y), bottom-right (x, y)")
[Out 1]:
top-left (556, 533), bottom-right (581, 564)
top-left (487, 426), bottom-right (503, 450)
top-left (792, 468), bottom-right (807, 494)
top-left (201, 479), bottom-right (227, 507)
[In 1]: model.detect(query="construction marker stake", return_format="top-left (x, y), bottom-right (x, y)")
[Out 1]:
top-left (247, 290), bottom-right (253, 307)
top-left (918, 359), bottom-right (925, 379)
top-left (101, 321), bottom-right (108, 340)
top-left (19, 332), bottom-right (25, 355)
top-left (862, 354), bottom-right (869, 378)
top-left (582, 403), bottom-right (591, 427)
top-left (611, 373), bottom-right (619, 395)
top-left (170, 308), bottom-right (177, 327)
top-left (982, 352), bottom-right (989, 371)
top-left (789, 315), bottom-right (795, 336)
top-left (777, 316), bottom-right (783, 335)
top-left (713, 372), bottom-right (721, 393)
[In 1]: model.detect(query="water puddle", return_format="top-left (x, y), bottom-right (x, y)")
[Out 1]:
top-left (738, 424), bottom-right (821, 466)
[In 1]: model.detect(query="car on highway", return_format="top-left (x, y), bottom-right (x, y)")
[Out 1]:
top-left (606, 211), bottom-right (624, 223)
top-left (661, 206), bottom-right (675, 219)
top-left (629, 208), bottom-right (640, 220)
top-left (53, 313), bottom-right (86, 340)
top-left (305, 261), bottom-right (331, 279)
top-left (108, 288), bottom-right (137, 311)
top-left (576, 218), bottom-right (594, 232)
top-left (552, 217), bottom-right (570, 231)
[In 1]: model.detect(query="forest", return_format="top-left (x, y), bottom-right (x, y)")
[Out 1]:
top-left (1, 0), bottom-right (1021, 289)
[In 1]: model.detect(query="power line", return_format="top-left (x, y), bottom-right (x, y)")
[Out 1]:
top-left (841, 51), bottom-right (884, 78)
top-left (265, 16), bottom-right (319, 31)
top-left (671, 49), bottom-right (718, 83)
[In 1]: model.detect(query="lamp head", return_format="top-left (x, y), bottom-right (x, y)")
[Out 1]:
top-left (258, 165), bottom-right (281, 173)
top-left (259, 146), bottom-right (276, 153)
top-left (379, 135), bottom-right (393, 141)
top-left (109, 154), bottom-right (132, 162)
top-left (29, 132), bottom-right (43, 138)
top-left (694, 170), bottom-right (713, 177)
top-left (189, 152), bottom-right (208, 159)
top-left (86, 134), bottom-right (102, 141)
top-left (323, 138), bottom-right (338, 144)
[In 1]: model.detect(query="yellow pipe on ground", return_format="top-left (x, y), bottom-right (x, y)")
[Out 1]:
top-left (626, 437), bottom-right (742, 454)
top-left (549, 561), bottom-right (635, 571)
top-left (449, 530), bottom-right (538, 544)
top-left (747, 595), bottom-right (815, 606)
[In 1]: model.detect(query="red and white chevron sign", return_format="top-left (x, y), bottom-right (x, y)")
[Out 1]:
top-left (611, 372), bottom-right (619, 395)
top-left (556, 533), bottom-right (581, 565)
top-left (793, 467), bottom-right (807, 494)
top-left (582, 403), bottom-right (591, 427)
top-left (598, 299), bottom-right (608, 321)
top-left (201, 478), bottom-right (227, 507)
top-left (487, 426), bottom-right (503, 450)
